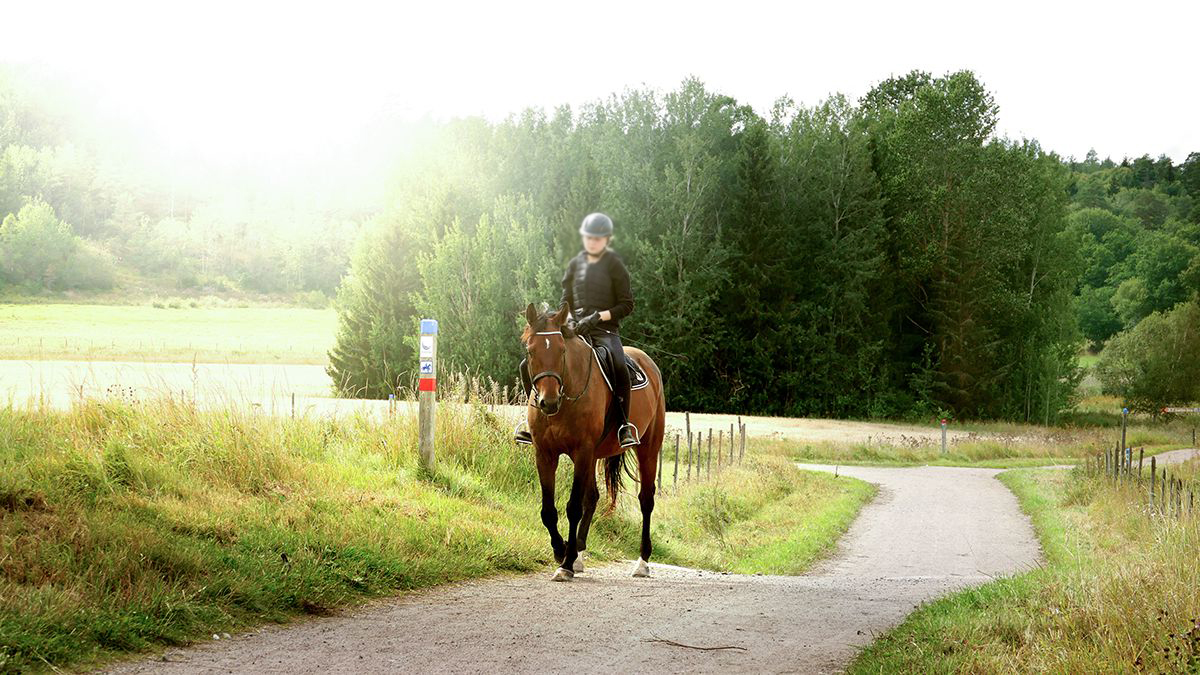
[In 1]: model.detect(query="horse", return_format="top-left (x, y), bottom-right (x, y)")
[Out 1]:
top-left (521, 302), bottom-right (666, 581)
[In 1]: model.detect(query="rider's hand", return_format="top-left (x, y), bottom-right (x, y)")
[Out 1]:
top-left (576, 312), bottom-right (601, 334)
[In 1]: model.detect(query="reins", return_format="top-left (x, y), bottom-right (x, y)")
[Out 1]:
top-left (529, 330), bottom-right (594, 413)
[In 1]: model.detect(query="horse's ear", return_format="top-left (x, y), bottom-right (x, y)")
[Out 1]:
top-left (525, 303), bottom-right (538, 326)
top-left (553, 302), bottom-right (570, 326)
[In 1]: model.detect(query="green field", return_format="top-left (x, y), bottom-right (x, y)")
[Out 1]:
top-left (0, 303), bottom-right (337, 364)
top-left (851, 465), bottom-right (1200, 673)
top-left (0, 399), bottom-right (872, 673)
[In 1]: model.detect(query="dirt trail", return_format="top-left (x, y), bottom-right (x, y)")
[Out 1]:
top-left (1150, 447), bottom-right (1200, 466)
top-left (105, 464), bottom-right (1041, 674)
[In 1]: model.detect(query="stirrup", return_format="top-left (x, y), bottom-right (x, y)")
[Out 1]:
top-left (618, 422), bottom-right (640, 448)
top-left (513, 421), bottom-right (533, 445)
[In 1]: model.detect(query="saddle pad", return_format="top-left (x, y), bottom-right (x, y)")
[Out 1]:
top-left (592, 346), bottom-right (650, 392)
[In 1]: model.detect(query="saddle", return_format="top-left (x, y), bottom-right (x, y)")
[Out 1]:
top-left (587, 340), bottom-right (650, 393)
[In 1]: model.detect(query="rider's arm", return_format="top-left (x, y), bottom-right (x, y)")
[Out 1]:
top-left (559, 257), bottom-right (576, 312)
top-left (607, 256), bottom-right (634, 322)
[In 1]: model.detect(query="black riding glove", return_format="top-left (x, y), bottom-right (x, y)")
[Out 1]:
top-left (575, 312), bottom-right (601, 335)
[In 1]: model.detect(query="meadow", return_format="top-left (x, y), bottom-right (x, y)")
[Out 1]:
top-left (0, 394), bottom-right (872, 673)
top-left (0, 303), bottom-right (337, 364)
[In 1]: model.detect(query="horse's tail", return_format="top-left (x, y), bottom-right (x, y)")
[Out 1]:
top-left (604, 453), bottom-right (625, 512)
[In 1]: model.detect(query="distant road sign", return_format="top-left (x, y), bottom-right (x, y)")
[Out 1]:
top-left (1162, 407), bottom-right (1200, 413)
top-left (1122, 407), bottom-right (1129, 415)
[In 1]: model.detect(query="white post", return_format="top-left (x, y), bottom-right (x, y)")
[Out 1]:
top-left (940, 418), bottom-right (948, 455)
top-left (418, 319), bottom-right (438, 471)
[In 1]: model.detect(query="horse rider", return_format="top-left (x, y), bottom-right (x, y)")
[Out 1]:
top-left (515, 212), bottom-right (639, 448)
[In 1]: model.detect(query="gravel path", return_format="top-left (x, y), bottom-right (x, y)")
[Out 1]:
top-left (1151, 447), bottom-right (1200, 466)
top-left (104, 464), bottom-right (1042, 674)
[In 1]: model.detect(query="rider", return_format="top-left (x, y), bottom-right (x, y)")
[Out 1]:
top-left (515, 212), bottom-right (639, 448)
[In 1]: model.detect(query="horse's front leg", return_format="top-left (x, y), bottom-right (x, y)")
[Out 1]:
top-left (536, 451), bottom-right (565, 568)
top-left (553, 453), bottom-right (590, 582)
top-left (574, 463), bottom-right (600, 573)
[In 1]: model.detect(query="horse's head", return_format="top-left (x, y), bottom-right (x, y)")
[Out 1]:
top-left (523, 302), bottom-right (574, 416)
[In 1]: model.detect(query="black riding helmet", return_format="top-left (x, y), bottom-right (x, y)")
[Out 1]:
top-left (579, 212), bottom-right (614, 237)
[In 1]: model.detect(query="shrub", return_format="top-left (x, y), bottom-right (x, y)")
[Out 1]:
top-left (1096, 298), bottom-right (1200, 413)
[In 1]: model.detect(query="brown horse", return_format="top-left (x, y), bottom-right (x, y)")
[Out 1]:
top-left (522, 302), bottom-right (666, 581)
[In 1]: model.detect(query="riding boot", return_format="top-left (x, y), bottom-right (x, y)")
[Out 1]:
top-left (617, 393), bottom-right (639, 447)
top-left (514, 359), bottom-right (533, 445)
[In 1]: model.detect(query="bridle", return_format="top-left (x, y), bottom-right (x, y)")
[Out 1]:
top-left (529, 330), bottom-right (593, 415)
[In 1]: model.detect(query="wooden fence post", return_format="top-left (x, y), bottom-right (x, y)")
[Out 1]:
top-left (673, 433), bottom-right (679, 489)
top-left (706, 430), bottom-right (711, 479)
top-left (686, 428), bottom-right (692, 480)
top-left (700, 425), bottom-right (710, 473)
top-left (729, 423), bottom-right (735, 465)
top-left (657, 438), bottom-right (663, 491)
top-left (685, 412), bottom-right (692, 469)
top-left (715, 425), bottom-right (724, 468)
top-left (1137, 448), bottom-right (1144, 481)
top-left (1149, 455), bottom-right (1157, 512)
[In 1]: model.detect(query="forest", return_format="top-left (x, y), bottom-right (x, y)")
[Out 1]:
top-left (3, 67), bottom-right (1198, 420)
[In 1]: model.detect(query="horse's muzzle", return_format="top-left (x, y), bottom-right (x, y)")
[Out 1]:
top-left (538, 397), bottom-right (561, 416)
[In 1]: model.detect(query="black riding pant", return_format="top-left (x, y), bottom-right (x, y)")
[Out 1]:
top-left (591, 331), bottom-right (632, 425)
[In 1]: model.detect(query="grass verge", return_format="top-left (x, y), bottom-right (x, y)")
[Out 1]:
top-left (0, 399), bottom-right (872, 673)
top-left (781, 419), bottom-right (1195, 469)
top-left (850, 466), bottom-right (1200, 673)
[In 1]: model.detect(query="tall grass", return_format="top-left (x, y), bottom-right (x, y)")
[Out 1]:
top-left (851, 466), bottom-right (1200, 673)
top-left (0, 396), bottom-right (872, 672)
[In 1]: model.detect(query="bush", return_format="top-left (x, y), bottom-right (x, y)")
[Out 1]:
top-left (59, 239), bottom-right (117, 290)
top-left (294, 290), bottom-right (328, 309)
top-left (0, 198), bottom-right (77, 288)
top-left (1096, 298), bottom-right (1200, 413)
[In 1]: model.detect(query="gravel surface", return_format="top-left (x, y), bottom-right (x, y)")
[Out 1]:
top-left (1150, 447), bottom-right (1200, 465)
top-left (104, 464), bottom-right (1042, 674)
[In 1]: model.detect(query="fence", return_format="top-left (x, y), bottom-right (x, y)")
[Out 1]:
top-left (1083, 443), bottom-right (1197, 519)
top-left (657, 411), bottom-right (749, 494)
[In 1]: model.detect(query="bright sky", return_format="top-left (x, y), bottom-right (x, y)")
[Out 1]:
top-left (3, 0), bottom-right (1197, 173)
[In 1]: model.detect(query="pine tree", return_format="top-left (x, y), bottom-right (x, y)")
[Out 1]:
top-left (326, 218), bottom-right (422, 398)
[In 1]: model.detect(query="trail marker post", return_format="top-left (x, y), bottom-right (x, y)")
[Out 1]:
top-left (940, 419), bottom-right (948, 455)
top-left (418, 319), bottom-right (438, 471)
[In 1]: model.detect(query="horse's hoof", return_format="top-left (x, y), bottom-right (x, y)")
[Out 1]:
top-left (551, 567), bottom-right (574, 582)
top-left (632, 558), bottom-right (650, 578)
top-left (572, 554), bottom-right (585, 573)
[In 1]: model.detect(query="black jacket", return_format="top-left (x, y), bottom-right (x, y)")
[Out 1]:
top-left (560, 249), bottom-right (634, 333)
